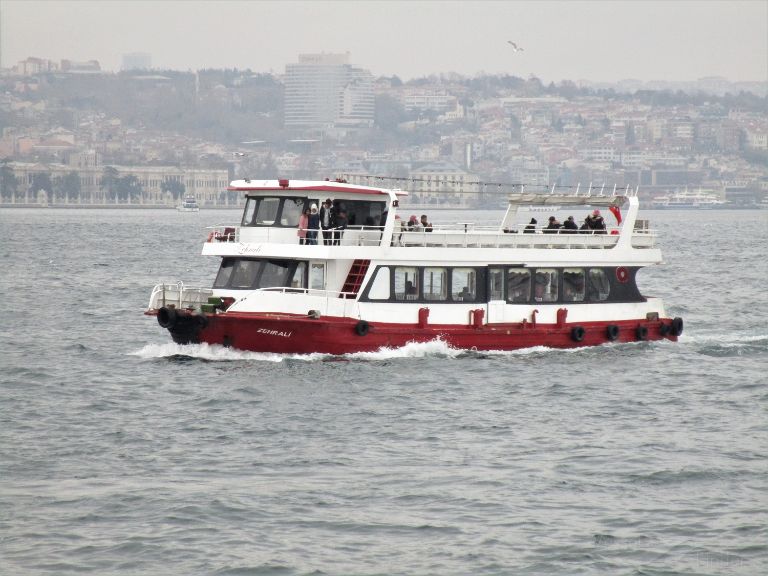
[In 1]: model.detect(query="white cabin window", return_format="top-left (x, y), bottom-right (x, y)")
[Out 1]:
top-left (368, 267), bottom-right (391, 300)
top-left (563, 268), bottom-right (586, 302)
top-left (489, 268), bottom-right (504, 301)
top-left (507, 269), bottom-right (530, 303)
top-left (588, 269), bottom-right (610, 301)
top-left (394, 267), bottom-right (419, 300)
top-left (310, 263), bottom-right (325, 291)
top-left (423, 267), bottom-right (448, 301)
top-left (534, 269), bottom-right (559, 302)
top-left (451, 268), bottom-right (476, 301)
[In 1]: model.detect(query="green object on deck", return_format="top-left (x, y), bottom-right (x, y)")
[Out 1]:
top-left (207, 296), bottom-right (223, 305)
top-left (201, 304), bottom-right (216, 313)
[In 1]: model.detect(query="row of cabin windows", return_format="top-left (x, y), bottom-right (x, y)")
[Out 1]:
top-left (213, 258), bottom-right (618, 304)
top-left (241, 196), bottom-right (387, 228)
top-left (366, 266), bottom-right (612, 304)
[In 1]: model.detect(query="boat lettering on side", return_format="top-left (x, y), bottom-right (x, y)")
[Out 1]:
top-left (257, 328), bottom-right (292, 338)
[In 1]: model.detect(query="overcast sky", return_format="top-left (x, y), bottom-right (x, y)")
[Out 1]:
top-left (2, 0), bottom-right (766, 83)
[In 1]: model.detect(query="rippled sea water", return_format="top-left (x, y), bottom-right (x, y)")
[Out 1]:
top-left (1, 207), bottom-right (766, 575)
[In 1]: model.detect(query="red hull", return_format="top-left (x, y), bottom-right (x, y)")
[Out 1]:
top-left (149, 310), bottom-right (680, 354)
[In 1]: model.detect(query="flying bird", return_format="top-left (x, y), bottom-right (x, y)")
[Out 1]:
top-left (507, 40), bottom-right (524, 52)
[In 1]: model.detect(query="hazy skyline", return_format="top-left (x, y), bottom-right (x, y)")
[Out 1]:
top-left (2, 0), bottom-right (766, 84)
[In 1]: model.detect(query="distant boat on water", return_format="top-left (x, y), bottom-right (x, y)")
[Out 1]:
top-left (177, 195), bottom-right (200, 212)
top-left (650, 189), bottom-right (726, 209)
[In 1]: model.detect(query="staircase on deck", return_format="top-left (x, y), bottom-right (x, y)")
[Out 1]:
top-left (340, 259), bottom-right (370, 299)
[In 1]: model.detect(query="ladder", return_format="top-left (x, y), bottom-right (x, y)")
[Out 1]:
top-left (340, 259), bottom-right (370, 299)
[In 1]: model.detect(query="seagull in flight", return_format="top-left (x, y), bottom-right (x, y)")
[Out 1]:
top-left (507, 40), bottom-right (524, 52)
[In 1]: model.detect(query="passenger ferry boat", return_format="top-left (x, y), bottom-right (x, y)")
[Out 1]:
top-left (146, 178), bottom-right (683, 354)
top-left (177, 195), bottom-right (200, 212)
top-left (650, 189), bottom-right (726, 209)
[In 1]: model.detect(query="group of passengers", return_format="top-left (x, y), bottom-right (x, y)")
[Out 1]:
top-left (297, 198), bottom-right (348, 245)
top-left (524, 209), bottom-right (607, 235)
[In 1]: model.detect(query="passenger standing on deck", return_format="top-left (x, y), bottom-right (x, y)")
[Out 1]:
top-left (320, 198), bottom-right (336, 245)
top-left (297, 208), bottom-right (309, 244)
top-left (307, 204), bottom-right (320, 245)
top-left (333, 210), bottom-right (348, 245)
top-left (420, 214), bottom-right (433, 232)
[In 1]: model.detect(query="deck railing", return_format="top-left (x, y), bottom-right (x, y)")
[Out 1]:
top-left (147, 282), bottom-right (213, 311)
top-left (205, 223), bottom-right (657, 249)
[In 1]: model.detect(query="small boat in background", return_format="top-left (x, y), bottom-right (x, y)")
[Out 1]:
top-left (177, 195), bottom-right (200, 212)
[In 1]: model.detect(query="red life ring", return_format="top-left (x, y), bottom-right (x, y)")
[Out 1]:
top-left (616, 267), bottom-right (629, 283)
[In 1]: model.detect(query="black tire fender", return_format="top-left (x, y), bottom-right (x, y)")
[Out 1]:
top-left (671, 317), bottom-right (684, 337)
top-left (659, 323), bottom-right (671, 336)
top-left (355, 320), bottom-right (370, 337)
top-left (157, 307), bottom-right (177, 329)
top-left (606, 324), bottom-right (620, 341)
top-left (636, 325), bottom-right (648, 341)
top-left (571, 326), bottom-right (585, 342)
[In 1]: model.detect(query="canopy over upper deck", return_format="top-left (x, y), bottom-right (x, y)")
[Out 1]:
top-left (228, 178), bottom-right (409, 198)
top-left (507, 193), bottom-right (627, 208)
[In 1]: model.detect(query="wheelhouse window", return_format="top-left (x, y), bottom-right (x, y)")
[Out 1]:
top-left (423, 267), bottom-right (447, 301)
top-left (335, 200), bottom-right (387, 228)
top-left (563, 268), bottom-right (586, 302)
top-left (506, 269), bottom-right (531, 303)
top-left (394, 267), bottom-right (419, 300)
top-left (213, 258), bottom-right (307, 290)
top-left (534, 269), bottom-right (558, 302)
top-left (241, 196), bottom-right (306, 227)
top-left (588, 269), bottom-right (610, 301)
top-left (452, 268), bottom-right (476, 301)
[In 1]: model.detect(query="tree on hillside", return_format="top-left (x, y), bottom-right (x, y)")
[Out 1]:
top-left (0, 161), bottom-right (18, 201)
top-left (115, 174), bottom-right (143, 202)
top-left (161, 177), bottom-right (186, 200)
top-left (101, 166), bottom-right (119, 201)
top-left (57, 171), bottom-right (81, 202)
top-left (30, 172), bottom-right (54, 203)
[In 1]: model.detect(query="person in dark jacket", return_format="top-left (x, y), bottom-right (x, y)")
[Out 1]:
top-left (333, 210), bottom-right (348, 245)
top-left (319, 198), bottom-right (336, 245)
top-left (543, 216), bottom-right (562, 234)
top-left (586, 209), bottom-right (606, 234)
top-left (307, 204), bottom-right (320, 245)
top-left (562, 215), bottom-right (579, 233)
top-left (524, 218), bottom-right (537, 233)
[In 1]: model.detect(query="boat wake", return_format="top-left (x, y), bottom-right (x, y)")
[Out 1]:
top-left (683, 332), bottom-right (768, 357)
top-left (132, 338), bottom-right (607, 363)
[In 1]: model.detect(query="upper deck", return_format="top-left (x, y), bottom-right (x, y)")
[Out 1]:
top-left (207, 179), bottom-right (658, 260)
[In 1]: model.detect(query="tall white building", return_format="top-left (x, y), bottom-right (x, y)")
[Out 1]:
top-left (284, 53), bottom-right (374, 129)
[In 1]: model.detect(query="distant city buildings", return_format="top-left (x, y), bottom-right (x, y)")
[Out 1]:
top-left (121, 52), bottom-right (152, 71)
top-left (284, 53), bottom-right (374, 131)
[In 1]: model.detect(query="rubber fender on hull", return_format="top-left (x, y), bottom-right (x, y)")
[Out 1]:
top-left (659, 323), bottom-right (671, 336)
top-left (671, 317), bottom-right (684, 337)
top-left (606, 324), bottom-right (620, 341)
top-left (636, 325), bottom-right (648, 340)
top-left (571, 326), bottom-right (585, 342)
top-left (355, 320), bottom-right (370, 336)
top-left (157, 307), bottom-right (177, 329)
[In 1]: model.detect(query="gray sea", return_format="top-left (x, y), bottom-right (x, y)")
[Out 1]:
top-left (1, 207), bottom-right (766, 575)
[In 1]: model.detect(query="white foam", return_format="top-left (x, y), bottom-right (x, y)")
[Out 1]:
top-left (130, 342), bottom-right (322, 363)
